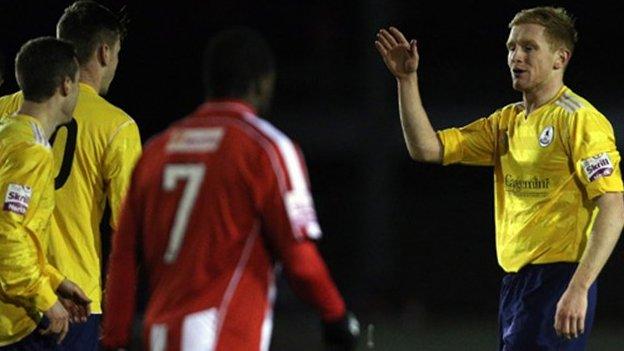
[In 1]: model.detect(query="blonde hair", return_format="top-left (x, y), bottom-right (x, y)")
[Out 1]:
top-left (509, 7), bottom-right (578, 53)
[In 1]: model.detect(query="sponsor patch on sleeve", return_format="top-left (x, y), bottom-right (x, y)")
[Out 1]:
top-left (3, 183), bottom-right (32, 215)
top-left (285, 190), bottom-right (322, 240)
top-left (581, 153), bottom-right (614, 182)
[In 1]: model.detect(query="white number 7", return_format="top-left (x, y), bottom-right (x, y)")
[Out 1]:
top-left (162, 164), bottom-right (206, 264)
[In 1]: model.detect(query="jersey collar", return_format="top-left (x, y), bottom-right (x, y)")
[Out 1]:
top-left (197, 99), bottom-right (258, 118)
top-left (79, 82), bottom-right (99, 96)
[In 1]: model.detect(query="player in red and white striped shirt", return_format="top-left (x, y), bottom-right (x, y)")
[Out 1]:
top-left (102, 28), bottom-right (359, 351)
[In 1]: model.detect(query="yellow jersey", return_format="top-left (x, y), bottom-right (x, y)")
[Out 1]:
top-left (438, 86), bottom-right (623, 272)
top-left (0, 115), bottom-right (66, 346)
top-left (0, 83), bottom-right (141, 313)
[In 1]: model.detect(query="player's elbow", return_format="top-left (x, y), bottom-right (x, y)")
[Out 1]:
top-left (407, 146), bottom-right (442, 163)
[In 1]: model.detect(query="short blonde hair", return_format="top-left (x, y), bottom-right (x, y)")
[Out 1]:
top-left (509, 7), bottom-right (578, 53)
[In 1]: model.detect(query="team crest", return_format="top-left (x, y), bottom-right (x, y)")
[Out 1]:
top-left (539, 126), bottom-right (555, 147)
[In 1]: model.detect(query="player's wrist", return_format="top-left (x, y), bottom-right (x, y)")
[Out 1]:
top-left (397, 73), bottom-right (419, 85)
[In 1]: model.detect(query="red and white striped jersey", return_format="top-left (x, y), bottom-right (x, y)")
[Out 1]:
top-left (102, 101), bottom-right (346, 351)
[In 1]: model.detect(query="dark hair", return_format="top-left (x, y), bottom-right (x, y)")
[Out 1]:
top-left (57, 0), bottom-right (127, 65)
top-left (203, 28), bottom-right (275, 99)
top-left (15, 37), bottom-right (78, 102)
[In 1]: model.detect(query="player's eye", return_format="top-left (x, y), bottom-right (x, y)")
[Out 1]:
top-left (524, 46), bottom-right (534, 52)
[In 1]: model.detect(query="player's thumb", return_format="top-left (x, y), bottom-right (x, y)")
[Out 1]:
top-left (410, 39), bottom-right (418, 56)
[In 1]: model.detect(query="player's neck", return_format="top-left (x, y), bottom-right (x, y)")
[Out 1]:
top-left (18, 100), bottom-right (63, 139)
top-left (78, 66), bottom-right (103, 95)
top-left (522, 79), bottom-right (564, 115)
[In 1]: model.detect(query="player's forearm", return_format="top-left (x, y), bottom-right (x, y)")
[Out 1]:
top-left (284, 243), bottom-right (346, 322)
top-left (397, 75), bottom-right (442, 163)
top-left (568, 192), bottom-right (624, 291)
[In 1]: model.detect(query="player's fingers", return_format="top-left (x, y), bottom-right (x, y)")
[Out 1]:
top-left (39, 323), bottom-right (53, 335)
top-left (389, 27), bottom-right (409, 45)
top-left (562, 316), bottom-right (572, 339)
top-left (577, 314), bottom-right (585, 336)
top-left (410, 39), bottom-right (418, 57)
top-left (374, 41), bottom-right (388, 57)
top-left (57, 319), bottom-right (69, 344)
top-left (379, 29), bottom-right (398, 47)
top-left (376, 32), bottom-right (392, 51)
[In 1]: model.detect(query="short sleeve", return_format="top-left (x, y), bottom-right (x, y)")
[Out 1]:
top-left (437, 111), bottom-right (499, 166)
top-left (568, 111), bottom-right (623, 199)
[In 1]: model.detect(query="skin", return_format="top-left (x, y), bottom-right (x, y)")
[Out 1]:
top-left (70, 37), bottom-right (121, 96)
top-left (376, 24), bottom-right (624, 340)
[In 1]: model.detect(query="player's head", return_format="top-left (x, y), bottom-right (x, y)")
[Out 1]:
top-left (203, 28), bottom-right (276, 114)
top-left (507, 7), bottom-right (577, 93)
top-left (57, 0), bottom-right (127, 95)
top-left (15, 37), bottom-right (80, 123)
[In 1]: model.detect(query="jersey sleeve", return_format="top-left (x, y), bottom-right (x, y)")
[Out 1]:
top-left (0, 144), bottom-right (59, 312)
top-left (102, 119), bottom-right (142, 228)
top-left (568, 110), bottom-right (624, 199)
top-left (101, 159), bottom-right (143, 349)
top-left (437, 111), bottom-right (499, 166)
top-left (256, 140), bottom-right (346, 322)
top-left (0, 92), bottom-right (24, 119)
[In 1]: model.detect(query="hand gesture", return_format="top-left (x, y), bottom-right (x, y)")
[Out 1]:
top-left (554, 285), bottom-right (588, 339)
top-left (57, 279), bottom-right (91, 323)
top-left (375, 27), bottom-right (419, 79)
top-left (41, 300), bottom-right (70, 344)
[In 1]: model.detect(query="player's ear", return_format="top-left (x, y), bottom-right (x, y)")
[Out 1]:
top-left (554, 48), bottom-right (571, 70)
top-left (59, 76), bottom-right (73, 97)
top-left (96, 42), bottom-right (112, 67)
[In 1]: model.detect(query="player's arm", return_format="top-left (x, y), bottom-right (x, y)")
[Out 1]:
top-left (103, 119), bottom-right (142, 228)
top-left (0, 144), bottom-right (60, 312)
top-left (555, 112), bottom-right (624, 339)
top-left (258, 143), bottom-right (358, 349)
top-left (375, 27), bottom-right (442, 163)
top-left (101, 164), bottom-right (143, 349)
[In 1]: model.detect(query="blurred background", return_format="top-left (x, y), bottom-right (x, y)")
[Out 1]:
top-left (1, 0), bottom-right (623, 349)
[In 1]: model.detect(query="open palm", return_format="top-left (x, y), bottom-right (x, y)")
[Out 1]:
top-left (375, 27), bottom-right (419, 79)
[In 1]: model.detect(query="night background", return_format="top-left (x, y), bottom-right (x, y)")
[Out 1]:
top-left (1, 0), bottom-right (624, 349)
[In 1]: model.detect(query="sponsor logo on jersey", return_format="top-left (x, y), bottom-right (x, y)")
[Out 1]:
top-left (166, 128), bottom-right (224, 153)
top-left (539, 125), bottom-right (555, 147)
top-left (504, 175), bottom-right (551, 193)
top-left (3, 183), bottom-right (32, 215)
top-left (285, 190), bottom-right (321, 239)
top-left (582, 153), bottom-right (613, 182)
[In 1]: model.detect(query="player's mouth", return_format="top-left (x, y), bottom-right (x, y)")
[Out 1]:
top-left (512, 68), bottom-right (527, 78)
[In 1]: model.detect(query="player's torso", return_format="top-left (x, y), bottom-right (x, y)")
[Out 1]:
top-left (138, 109), bottom-right (274, 324)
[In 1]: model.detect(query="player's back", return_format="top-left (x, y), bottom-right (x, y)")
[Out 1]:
top-left (134, 102), bottom-right (280, 328)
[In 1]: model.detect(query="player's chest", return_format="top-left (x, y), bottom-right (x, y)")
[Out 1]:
top-left (497, 115), bottom-right (569, 171)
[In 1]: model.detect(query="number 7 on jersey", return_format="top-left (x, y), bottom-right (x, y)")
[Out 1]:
top-left (162, 164), bottom-right (206, 263)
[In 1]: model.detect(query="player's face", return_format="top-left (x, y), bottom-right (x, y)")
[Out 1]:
top-left (507, 24), bottom-right (562, 93)
top-left (100, 38), bottom-right (120, 95)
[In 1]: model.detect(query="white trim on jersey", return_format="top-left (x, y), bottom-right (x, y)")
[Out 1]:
top-left (150, 324), bottom-right (168, 351)
top-left (214, 222), bottom-right (260, 348)
top-left (181, 307), bottom-right (218, 351)
top-left (260, 271), bottom-right (277, 351)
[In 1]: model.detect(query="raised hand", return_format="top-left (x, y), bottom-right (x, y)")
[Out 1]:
top-left (375, 27), bottom-right (419, 79)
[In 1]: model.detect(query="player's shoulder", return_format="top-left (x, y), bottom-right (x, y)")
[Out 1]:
top-left (0, 117), bottom-right (51, 158)
top-left (552, 88), bottom-right (598, 115)
top-left (0, 91), bottom-right (24, 119)
top-left (75, 84), bottom-right (136, 128)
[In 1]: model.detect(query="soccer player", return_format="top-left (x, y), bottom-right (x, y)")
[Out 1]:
top-left (376, 7), bottom-right (624, 351)
top-left (0, 37), bottom-right (91, 349)
top-left (101, 28), bottom-right (359, 351)
top-left (0, 2), bottom-right (141, 350)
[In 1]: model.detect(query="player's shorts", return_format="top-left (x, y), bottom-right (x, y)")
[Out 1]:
top-left (58, 314), bottom-right (100, 351)
top-left (0, 318), bottom-right (59, 351)
top-left (498, 262), bottom-right (597, 351)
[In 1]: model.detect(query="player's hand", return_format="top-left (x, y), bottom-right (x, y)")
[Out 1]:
top-left (554, 285), bottom-right (588, 340)
top-left (56, 279), bottom-right (91, 322)
top-left (375, 27), bottom-right (419, 80)
top-left (40, 300), bottom-right (70, 344)
top-left (322, 311), bottom-right (360, 351)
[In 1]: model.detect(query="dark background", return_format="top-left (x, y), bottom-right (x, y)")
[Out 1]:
top-left (1, 1), bottom-right (623, 349)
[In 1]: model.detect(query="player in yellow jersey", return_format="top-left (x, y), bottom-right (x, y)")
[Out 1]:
top-left (0, 37), bottom-right (91, 350)
top-left (376, 6), bottom-right (624, 351)
top-left (0, 2), bottom-right (141, 350)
